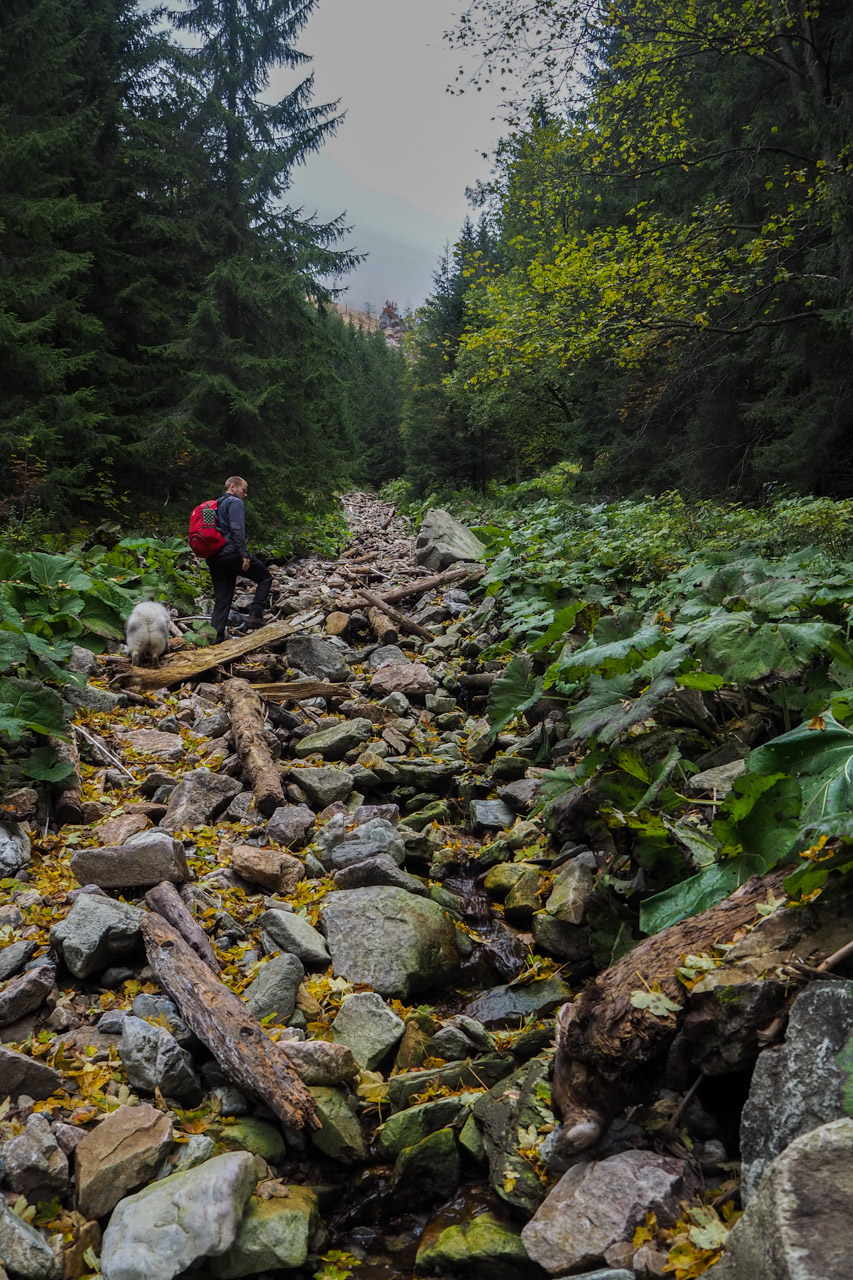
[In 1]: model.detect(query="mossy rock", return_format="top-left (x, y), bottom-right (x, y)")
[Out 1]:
top-left (214, 1117), bottom-right (286, 1163)
top-left (416, 1211), bottom-right (539, 1280)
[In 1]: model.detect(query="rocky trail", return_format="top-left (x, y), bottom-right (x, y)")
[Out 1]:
top-left (2, 493), bottom-right (853, 1280)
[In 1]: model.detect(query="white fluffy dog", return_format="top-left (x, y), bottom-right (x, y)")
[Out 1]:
top-left (125, 602), bottom-right (170, 668)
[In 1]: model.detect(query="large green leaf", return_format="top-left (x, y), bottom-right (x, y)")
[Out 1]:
top-left (640, 864), bottom-right (743, 935)
top-left (24, 746), bottom-right (75, 783)
top-left (569, 644), bottom-right (691, 744)
top-left (24, 553), bottom-right (93, 593)
top-left (549, 623), bottom-right (663, 681)
top-left (0, 678), bottom-right (68, 740)
top-left (0, 629), bottom-right (31, 671)
top-left (713, 772), bottom-right (802, 863)
top-left (689, 614), bottom-right (841, 682)
top-left (748, 713), bottom-right (853, 831)
top-left (486, 655), bottom-right (545, 734)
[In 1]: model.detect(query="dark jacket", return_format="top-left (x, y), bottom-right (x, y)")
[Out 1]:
top-left (216, 493), bottom-right (249, 559)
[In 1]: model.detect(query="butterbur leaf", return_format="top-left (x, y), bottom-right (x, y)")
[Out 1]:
top-left (24, 747), bottom-right (75, 783)
top-left (486, 654), bottom-right (545, 734)
top-left (529, 601), bottom-right (586, 652)
top-left (748, 712), bottom-right (853, 832)
top-left (0, 678), bottom-right (69, 739)
top-left (640, 864), bottom-right (743, 935)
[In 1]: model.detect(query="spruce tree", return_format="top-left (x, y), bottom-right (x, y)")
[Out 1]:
top-left (166, 0), bottom-right (360, 522)
top-left (0, 0), bottom-right (107, 523)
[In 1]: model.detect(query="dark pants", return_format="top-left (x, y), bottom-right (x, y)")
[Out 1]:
top-left (208, 552), bottom-right (272, 641)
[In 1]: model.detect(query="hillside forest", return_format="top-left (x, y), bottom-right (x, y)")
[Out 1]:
top-left (4, 0), bottom-right (853, 543)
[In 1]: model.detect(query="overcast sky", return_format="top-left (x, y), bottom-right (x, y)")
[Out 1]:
top-left (275, 0), bottom-right (506, 313)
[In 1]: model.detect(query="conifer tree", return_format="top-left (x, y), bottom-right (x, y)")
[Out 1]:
top-left (166, 0), bottom-right (360, 521)
top-left (0, 0), bottom-right (107, 521)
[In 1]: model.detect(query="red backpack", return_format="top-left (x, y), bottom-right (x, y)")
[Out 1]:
top-left (188, 499), bottom-right (227, 558)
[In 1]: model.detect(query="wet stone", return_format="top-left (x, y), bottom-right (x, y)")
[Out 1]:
top-left (331, 991), bottom-right (406, 1070)
top-left (470, 799), bottom-right (516, 831)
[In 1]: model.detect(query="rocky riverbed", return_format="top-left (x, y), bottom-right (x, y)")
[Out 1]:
top-left (2, 494), bottom-right (853, 1280)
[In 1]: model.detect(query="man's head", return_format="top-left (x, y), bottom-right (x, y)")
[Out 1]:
top-left (225, 476), bottom-right (248, 499)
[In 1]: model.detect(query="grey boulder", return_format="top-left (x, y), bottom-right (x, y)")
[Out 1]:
top-left (739, 979), bottom-right (853, 1203)
top-left (100, 1151), bottom-right (257, 1280)
top-left (522, 1149), bottom-right (699, 1274)
top-left (0, 820), bottom-right (31, 876)
top-left (70, 831), bottom-right (189, 889)
top-left (259, 909), bottom-right (330, 967)
top-left (50, 894), bottom-right (144, 978)
top-left (707, 1117), bottom-right (853, 1280)
top-left (321, 886), bottom-right (462, 997)
top-left (286, 636), bottom-right (351, 682)
top-left (244, 952), bottom-right (305, 1023)
top-left (414, 508), bottom-right (486, 571)
top-left (118, 1015), bottom-right (201, 1104)
top-left (0, 1200), bottom-right (60, 1279)
top-left (331, 991), bottom-right (406, 1070)
top-left (160, 769), bottom-right (243, 830)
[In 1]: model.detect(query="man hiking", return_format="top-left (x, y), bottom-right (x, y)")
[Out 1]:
top-left (207, 476), bottom-right (272, 644)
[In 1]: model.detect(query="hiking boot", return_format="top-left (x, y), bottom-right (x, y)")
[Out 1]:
top-left (242, 614), bottom-right (268, 629)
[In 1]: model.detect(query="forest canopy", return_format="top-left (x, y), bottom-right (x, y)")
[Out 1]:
top-left (0, 0), bottom-right (404, 544)
top-left (403, 0), bottom-right (853, 499)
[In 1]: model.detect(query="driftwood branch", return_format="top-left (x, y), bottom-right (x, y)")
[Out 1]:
top-left (221, 678), bottom-right (285, 816)
top-left (252, 681), bottom-right (352, 703)
top-left (367, 607), bottom-right (398, 646)
top-left (552, 867), bottom-right (789, 1153)
top-left (357, 587), bottom-right (433, 642)
top-left (141, 914), bottom-right (319, 1132)
top-left (145, 881), bottom-right (220, 974)
top-left (378, 565), bottom-right (486, 605)
top-left (117, 620), bottom-right (299, 691)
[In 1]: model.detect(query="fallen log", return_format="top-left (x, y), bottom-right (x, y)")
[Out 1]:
top-left (141, 914), bottom-right (319, 1131)
top-left (116, 620), bottom-right (299, 691)
top-left (458, 671), bottom-right (499, 690)
top-left (251, 681), bottom-right (353, 703)
top-left (551, 867), bottom-right (790, 1155)
top-left (357, 587), bottom-right (433, 642)
top-left (221, 678), bottom-right (285, 816)
top-left (51, 734), bottom-right (83, 826)
top-left (145, 881), bottom-right (220, 974)
top-left (367, 606), bottom-right (398, 646)
top-left (378, 565), bottom-right (486, 604)
top-left (381, 503), bottom-right (397, 530)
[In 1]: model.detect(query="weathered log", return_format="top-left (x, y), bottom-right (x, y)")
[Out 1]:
top-left (141, 914), bottom-right (319, 1131)
top-left (367, 606), bottom-right (398, 646)
top-left (381, 503), bottom-right (397, 530)
top-left (252, 681), bottom-right (352, 703)
top-left (221, 678), bottom-right (285, 816)
top-left (51, 734), bottom-right (83, 826)
top-left (145, 881), bottom-right (220, 974)
top-left (551, 867), bottom-right (790, 1154)
top-left (357, 587), bottom-right (433, 642)
top-left (378, 564), bottom-right (486, 604)
top-left (458, 671), bottom-right (499, 689)
top-left (116, 620), bottom-right (299, 691)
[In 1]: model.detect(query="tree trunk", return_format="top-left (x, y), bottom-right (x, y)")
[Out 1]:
top-left (52, 734), bottom-right (83, 826)
top-left (221, 678), bottom-right (284, 816)
top-left (551, 867), bottom-right (790, 1154)
top-left (378, 566), bottom-right (486, 605)
top-left (367, 606), bottom-right (398, 646)
top-left (141, 914), bottom-right (319, 1132)
top-left (145, 881), bottom-right (220, 974)
top-left (358, 588), bottom-right (433, 641)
